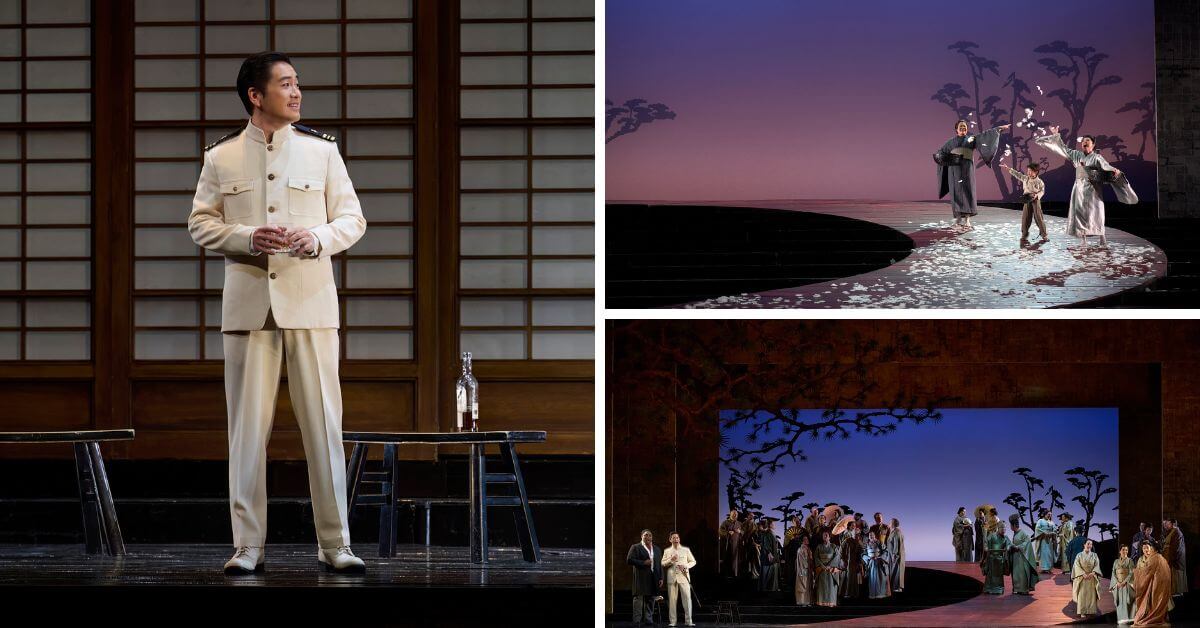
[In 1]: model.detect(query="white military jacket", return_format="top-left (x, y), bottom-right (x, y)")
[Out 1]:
top-left (188, 120), bottom-right (366, 331)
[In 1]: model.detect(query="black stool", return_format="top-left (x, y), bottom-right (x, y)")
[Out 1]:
top-left (0, 429), bottom-right (133, 556)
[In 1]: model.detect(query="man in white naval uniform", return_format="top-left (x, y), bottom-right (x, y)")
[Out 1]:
top-left (187, 52), bottom-right (366, 574)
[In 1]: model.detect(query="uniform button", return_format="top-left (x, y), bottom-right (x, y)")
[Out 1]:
top-left (232, 186), bottom-right (238, 192)
top-left (268, 173), bottom-right (275, 181)
top-left (304, 184), bottom-right (310, 189)
top-left (268, 206), bottom-right (275, 213)
top-left (269, 272), bottom-right (277, 279)
top-left (267, 145), bottom-right (274, 151)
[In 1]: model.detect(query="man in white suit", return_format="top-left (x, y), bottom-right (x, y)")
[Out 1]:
top-left (662, 531), bottom-right (698, 627)
top-left (188, 51), bottom-right (367, 574)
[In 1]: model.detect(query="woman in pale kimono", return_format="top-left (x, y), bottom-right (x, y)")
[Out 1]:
top-left (862, 529), bottom-right (891, 599)
top-left (886, 518), bottom-right (906, 593)
top-left (1008, 514), bottom-right (1040, 595)
top-left (1032, 510), bottom-right (1057, 573)
top-left (719, 509), bottom-right (742, 577)
top-left (952, 507), bottom-right (974, 562)
top-left (1071, 539), bottom-right (1104, 618)
top-left (981, 521), bottom-right (1010, 594)
top-left (814, 531), bottom-right (843, 607)
top-left (1058, 513), bottom-right (1076, 573)
top-left (1110, 544), bottom-right (1135, 625)
top-left (795, 533), bottom-right (814, 606)
top-left (933, 120), bottom-right (1011, 229)
top-left (744, 514), bottom-right (761, 583)
top-left (840, 522), bottom-right (863, 599)
top-left (1035, 126), bottom-right (1138, 247)
top-left (1133, 541), bottom-right (1175, 626)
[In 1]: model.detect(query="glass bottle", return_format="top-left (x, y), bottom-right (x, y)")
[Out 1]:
top-left (454, 351), bottom-right (479, 432)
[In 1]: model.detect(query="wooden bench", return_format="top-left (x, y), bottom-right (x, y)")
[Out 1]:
top-left (0, 429), bottom-right (134, 556)
top-left (343, 430), bottom-right (546, 564)
top-left (393, 497), bottom-right (594, 546)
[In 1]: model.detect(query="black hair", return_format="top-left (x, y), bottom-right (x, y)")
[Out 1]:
top-left (957, 507), bottom-right (966, 515)
top-left (1027, 163), bottom-right (1040, 173)
top-left (1082, 134), bottom-right (1096, 144)
top-left (955, 119), bottom-right (968, 129)
top-left (236, 51), bottom-right (293, 115)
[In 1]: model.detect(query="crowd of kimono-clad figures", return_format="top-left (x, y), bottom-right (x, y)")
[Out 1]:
top-left (718, 506), bottom-right (909, 607)
top-left (952, 506), bottom-right (1187, 625)
top-left (719, 505), bottom-right (1188, 626)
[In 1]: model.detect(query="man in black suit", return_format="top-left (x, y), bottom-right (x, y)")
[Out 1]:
top-left (627, 529), bottom-right (664, 625)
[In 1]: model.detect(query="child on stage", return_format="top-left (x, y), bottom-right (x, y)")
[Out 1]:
top-left (1003, 162), bottom-right (1047, 243)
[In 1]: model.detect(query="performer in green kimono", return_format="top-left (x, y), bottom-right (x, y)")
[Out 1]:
top-left (1008, 514), bottom-right (1040, 595)
top-left (952, 507), bottom-right (974, 562)
top-left (1110, 544), bottom-right (1135, 625)
top-left (862, 529), bottom-right (891, 599)
top-left (814, 531), bottom-right (843, 607)
top-left (981, 521), bottom-right (1010, 595)
top-left (1033, 510), bottom-right (1058, 573)
top-left (1058, 514), bottom-right (1077, 572)
top-left (1071, 539), bottom-right (1104, 618)
top-left (886, 518), bottom-right (906, 593)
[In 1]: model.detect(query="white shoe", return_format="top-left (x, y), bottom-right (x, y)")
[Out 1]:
top-left (223, 546), bottom-right (264, 574)
top-left (318, 545), bottom-right (366, 573)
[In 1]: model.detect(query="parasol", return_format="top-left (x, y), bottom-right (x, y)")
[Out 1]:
top-left (831, 514), bottom-right (856, 536)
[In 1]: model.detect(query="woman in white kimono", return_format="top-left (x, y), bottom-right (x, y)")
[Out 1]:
top-left (795, 534), bottom-right (814, 606)
top-left (1071, 539), bottom-right (1104, 618)
top-left (886, 518), bottom-right (906, 593)
top-left (1110, 544), bottom-right (1135, 625)
top-left (1033, 511), bottom-right (1058, 573)
top-left (1035, 126), bottom-right (1138, 247)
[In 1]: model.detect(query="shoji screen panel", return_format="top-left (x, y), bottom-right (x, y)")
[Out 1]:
top-left (457, 0), bottom-right (594, 361)
top-left (0, 0), bottom-right (93, 361)
top-left (131, 0), bottom-right (415, 361)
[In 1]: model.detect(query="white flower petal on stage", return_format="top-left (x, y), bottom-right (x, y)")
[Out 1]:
top-left (968, 112), bottom-right (973, 116)
top-left (1041, 110), bottom-right (1045, 116)
top-left (957, 179), bottom-right (963, 183)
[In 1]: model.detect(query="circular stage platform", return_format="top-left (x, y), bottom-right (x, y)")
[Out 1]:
top-left (628, 200), bottom-right (1166, 309)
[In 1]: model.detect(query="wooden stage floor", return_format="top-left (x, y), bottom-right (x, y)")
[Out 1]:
top-left (0, 543), bottom-right (592, 623)
top-left (820, 561), bottom-right (1115, 627)
top-left (659, 201), bottom-right (1166, 309)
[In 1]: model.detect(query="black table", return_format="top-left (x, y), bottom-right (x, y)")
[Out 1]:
top-left (342, 430), bottom-right (546, 564)
top-left (0, 429), bottom-right (134, 556)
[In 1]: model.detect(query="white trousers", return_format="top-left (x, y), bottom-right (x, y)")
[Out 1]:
top-left (667, 580), bottom-right (692, 625)
top-left (223, 309), bottom-right (350, 550)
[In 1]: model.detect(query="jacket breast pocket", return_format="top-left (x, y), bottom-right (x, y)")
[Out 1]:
top-left (220, 177), bottom-right (258, 219)
top-left (288, 177), bottom-right (326, 217)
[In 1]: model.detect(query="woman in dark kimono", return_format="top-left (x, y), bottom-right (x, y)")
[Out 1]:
top-left (953, 507), bottom-right (974, 562)
top-left (840, 522), bottom-right (864, 600)
top-left (934, 120), bottom-right (1010, 229)
top-left (758, 518), bottom-right (782, 592)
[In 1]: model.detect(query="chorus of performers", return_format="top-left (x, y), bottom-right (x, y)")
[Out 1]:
top-left (718, 506), bottom-right (906, 607)
top-left (945, 505), bottom-right (1187, 624)
top-left (933, 121), bottom-right (1138, 247)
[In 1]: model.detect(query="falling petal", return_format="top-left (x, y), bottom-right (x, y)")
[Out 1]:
top-left (1077, 137), bottom-right (1083, 143)
top-left (968, 112), bottom-right (974, 116)
top-left (1041, 110), bottom-right (1045, 116)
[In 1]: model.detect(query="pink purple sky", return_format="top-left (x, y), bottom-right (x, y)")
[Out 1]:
top-left (607, 0), bottom-right (1158, 202)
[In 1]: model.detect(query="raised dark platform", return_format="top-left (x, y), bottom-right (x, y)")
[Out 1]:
top-left (0, 543), bottom-right (592, 624)
top-left (606, 203), bottom-right (914, 308)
